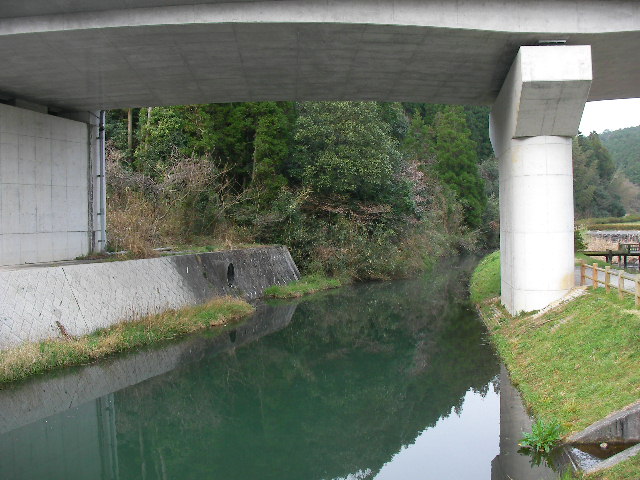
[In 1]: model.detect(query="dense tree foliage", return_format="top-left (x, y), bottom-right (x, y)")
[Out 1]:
top-left (106, 101), bottom-right (486, 277)
top-left (573, 132), bottom-right (625, 218)
top-left (402, 103), bottom-right (492, 160)
top-left (291, 102), bottom-right (404, 202)
top-left (601, 126), bottom-right (640, 185)
top-left (431, 106), bottom-right (486, 228)
top-left (106, 100), bottom-right (632, 273)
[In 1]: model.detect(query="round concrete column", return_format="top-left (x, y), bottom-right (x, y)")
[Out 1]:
top-left (500, 136), bottom-right (575, 313)
top-left (491, 45), bottom-right (592, 314)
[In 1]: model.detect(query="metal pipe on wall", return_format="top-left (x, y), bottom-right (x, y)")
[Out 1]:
top-left (99, 110), bottom-right (107, 251)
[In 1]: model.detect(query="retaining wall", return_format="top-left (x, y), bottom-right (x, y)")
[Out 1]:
top-left (0, 246), bottom-right (300, 350)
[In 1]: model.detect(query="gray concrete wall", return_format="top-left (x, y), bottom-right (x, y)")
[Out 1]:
top-left (0, 246), bottom-right (300, 350)
top-left (0, 103), bottom-right (92, 265)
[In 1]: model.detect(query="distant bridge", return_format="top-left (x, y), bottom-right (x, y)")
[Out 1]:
top-left (1, 0), bottom-right (639, 313)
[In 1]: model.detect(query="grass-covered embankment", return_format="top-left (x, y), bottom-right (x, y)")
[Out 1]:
top-left (587, 455), bottom-right (640, 480)
top-left (264, 274), bottom-right (344, 299)
top-left (0, 297), bottom-right (254, 386)
top-left (471, 252), bottom-right (640, 477)
top-left (574, 252), bottom-right (612, 269)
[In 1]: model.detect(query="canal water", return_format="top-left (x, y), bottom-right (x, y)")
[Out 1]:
top-left (0, 260), bottom-right (556, 479)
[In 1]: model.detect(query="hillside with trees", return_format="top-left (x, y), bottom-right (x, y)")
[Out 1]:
top-left (573, 132), bottom-right (626, 218)
top-left (105, 101), bottom-right (628, 278)
top-left (105, 102), bottom-right (490, 280)
top-left (601, 126), bottom-right (640, 185)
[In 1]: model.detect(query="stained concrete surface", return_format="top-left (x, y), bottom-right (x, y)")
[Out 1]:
top-left (0, 246), bottom-right (300, 349)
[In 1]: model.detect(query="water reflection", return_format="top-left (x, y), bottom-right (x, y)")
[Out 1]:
top-left (375, 388), bottom-right (500, 479)
top-left (491, 365), bottom-right (556, 480)
top-left (0, 260), bottom-right (557, 479)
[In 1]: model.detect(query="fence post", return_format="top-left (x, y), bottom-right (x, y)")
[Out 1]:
top-left (605, 267), bottom-right (611, 293)
top-left (619, 273), bottom-right (624, 300)
top-left (580, 261), bottom-right (586, 286)
top-left (636, 276), bottom-right (640, 307)
top-left (593, 263), bottom-right (598, 289)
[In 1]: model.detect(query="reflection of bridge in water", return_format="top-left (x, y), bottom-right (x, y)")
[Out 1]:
top-left (491, 365), bottom-right (555, 480)
top-left (1, 1), bottom-right (640, 314)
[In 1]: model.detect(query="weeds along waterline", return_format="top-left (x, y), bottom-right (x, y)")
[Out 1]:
top-left (263, 274), bottom-right (345, 299)
top-left (0, 297), bottom-right (254, 386)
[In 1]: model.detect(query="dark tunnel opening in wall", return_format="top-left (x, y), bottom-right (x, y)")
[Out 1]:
top-left (227, 263), bottom-right (235, 287)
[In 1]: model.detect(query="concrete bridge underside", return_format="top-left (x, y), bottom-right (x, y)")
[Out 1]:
top-left (0, 0), bottom-right (639, 314)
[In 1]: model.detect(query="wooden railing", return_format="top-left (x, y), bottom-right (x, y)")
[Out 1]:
top-left (579, 262), bottom-right (640, 306)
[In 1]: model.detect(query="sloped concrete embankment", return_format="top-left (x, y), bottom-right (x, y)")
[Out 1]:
top-left (0, 246), bottom-right (300, 350)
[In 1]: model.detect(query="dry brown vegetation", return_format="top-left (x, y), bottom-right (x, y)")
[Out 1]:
top-left (107, 144), bottom-right (252, 257)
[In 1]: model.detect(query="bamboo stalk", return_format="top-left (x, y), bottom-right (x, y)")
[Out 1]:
top-left (580, 261), bottom-right (586, 286)
top-left (593, 263), bottom-right (598, 289)
top-left (605, 267), bottom-right (611, 293)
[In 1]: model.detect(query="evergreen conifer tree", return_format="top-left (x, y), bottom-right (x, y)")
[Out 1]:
top-left (432, 106), bottom-right (486, 228)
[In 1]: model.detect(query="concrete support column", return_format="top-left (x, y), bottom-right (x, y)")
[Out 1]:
top-left (490, 46), bottom-right (592, 314)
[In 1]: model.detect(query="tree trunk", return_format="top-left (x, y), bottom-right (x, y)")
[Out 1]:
top-left (127, 108), bottom-right (133, 159)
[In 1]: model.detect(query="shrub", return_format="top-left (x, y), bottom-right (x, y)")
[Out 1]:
top-left (574, 228), bottom-right (587, 251)
top-left (107, 143), bottom-right (246, 255)
top-left (519, 418), bottom-right (563, 453)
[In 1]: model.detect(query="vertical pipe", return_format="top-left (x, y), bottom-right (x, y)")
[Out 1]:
top-left (99, 110), bottom-right (107, 252)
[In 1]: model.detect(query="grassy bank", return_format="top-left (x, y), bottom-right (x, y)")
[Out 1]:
top-left (471, 252), bottom-right (640, 477)
top-left (587, 455), bottom-right (640, 480)
top-left (0, 297), bottom-right (254, 386)
top-left (264, 274), bottom-right (344, 299)
top-left (575, 252), bottom-right (612, 269)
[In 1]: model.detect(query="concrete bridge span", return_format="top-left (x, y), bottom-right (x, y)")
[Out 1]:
top-left (0, 1), bottom-right (639, 314)
top-left (0, 1), bottom-right (638, 109)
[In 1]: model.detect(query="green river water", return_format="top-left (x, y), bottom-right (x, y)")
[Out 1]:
top-left (0, 260), bottom-right (557, 479)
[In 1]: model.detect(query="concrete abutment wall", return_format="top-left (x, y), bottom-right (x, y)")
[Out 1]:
top-left (0, 246), bottom-right (300, 350)
top-left (0, 103), bottom-right (102, 266)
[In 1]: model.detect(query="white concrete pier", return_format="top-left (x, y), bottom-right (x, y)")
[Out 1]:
top-left (490, 46), bottom-right (593, 314)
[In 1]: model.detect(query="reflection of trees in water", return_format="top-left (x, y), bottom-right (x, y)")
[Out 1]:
top-left (114, 259), bottom-right (499, 480)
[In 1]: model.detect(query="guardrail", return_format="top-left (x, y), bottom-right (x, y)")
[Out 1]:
top-left (579, 262), bottom-right (640, 306)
